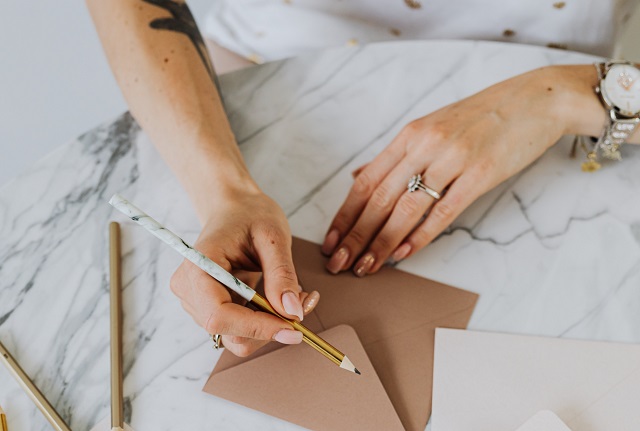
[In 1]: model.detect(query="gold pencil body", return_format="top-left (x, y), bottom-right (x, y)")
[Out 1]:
top-left (0, 343), bottom-right (71, 431)
top-left (0, 406), bottom-right (7, 431)
top-left (109, 222), bottom-right (124, 429)
top-left (251, 295), bottom-right (345, 366)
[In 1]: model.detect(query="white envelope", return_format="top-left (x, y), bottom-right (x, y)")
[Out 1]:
top-left (515, 411), bottom-right (572, 431)
top-left (431, 329), bottom-right (640, 431)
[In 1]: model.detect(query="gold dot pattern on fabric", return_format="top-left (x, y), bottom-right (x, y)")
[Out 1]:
top-left (553, 2), bottom-right (566, 9)
top-left (247, 53), bottom-right (264, 64)
top-left (347, 38), bottom-right (359, 46)
top-left (404, 0), bottom-right (422, 9)
top-left (547, 42), bottom-right (568, 50)
top-left (390, 28), bottom-right (401, 36)
top-left (503, 29), bottom-right (516, 37)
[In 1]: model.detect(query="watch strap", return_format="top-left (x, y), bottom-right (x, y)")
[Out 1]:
top-left (599, 115), bottom-right (639, 160)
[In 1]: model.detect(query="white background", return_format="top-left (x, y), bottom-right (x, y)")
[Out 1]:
top-left (0, 1), bottom-right (639, 187)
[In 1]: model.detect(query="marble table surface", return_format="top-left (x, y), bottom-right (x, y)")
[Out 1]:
top-left (2, 40), bottom-right (640, 431)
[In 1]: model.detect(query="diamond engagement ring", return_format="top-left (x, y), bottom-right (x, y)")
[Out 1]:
top-left (210, 333), bottom-right (223, 350)
top-left (407, 174), bottom-right (441, 200)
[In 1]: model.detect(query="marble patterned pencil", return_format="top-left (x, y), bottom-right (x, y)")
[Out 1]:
top-left (109, 194), bottom-right (360, 374)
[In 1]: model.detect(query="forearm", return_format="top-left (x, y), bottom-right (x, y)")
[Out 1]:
top-left (550, 64), bottom-right (640, 144)
top-left (87, 0), bottom-right (256, 221)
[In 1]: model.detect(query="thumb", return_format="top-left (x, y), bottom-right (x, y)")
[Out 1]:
top-left (253, 228), bottom-right (304, 321)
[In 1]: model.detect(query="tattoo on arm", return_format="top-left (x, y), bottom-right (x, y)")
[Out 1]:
top-left (141, 0), bottom-right (219, 89)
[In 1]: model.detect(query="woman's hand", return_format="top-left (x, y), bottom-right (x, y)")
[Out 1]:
top-left (89, 0), bottom-right (327, 358)
top-left (321, 65), bottom-right (600, 276)
top-left (170, 184), bottom-right (320, 357)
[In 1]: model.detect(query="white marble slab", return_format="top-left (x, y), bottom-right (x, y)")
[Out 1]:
top-left (1, 40), bottom-right (639, 431)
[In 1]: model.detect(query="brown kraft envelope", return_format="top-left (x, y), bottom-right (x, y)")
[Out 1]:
top-left (203, 237), bottom-right (479, 431)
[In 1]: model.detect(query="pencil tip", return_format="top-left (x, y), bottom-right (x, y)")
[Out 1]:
top-left (355, 368), bottom-right (361, 375)
top-left (339, 355), bottom-right (360, 374)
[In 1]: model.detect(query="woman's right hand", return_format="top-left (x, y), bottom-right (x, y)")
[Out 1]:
top-left (170, 184), bottom-right (320, 357)
top-left (88, 0), bottom-right (320, 358)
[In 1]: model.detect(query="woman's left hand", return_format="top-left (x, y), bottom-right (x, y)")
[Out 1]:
top-left (321, 65), bottom-right (596, 276)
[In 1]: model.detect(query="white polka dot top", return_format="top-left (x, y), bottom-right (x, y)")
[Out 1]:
top-left (203, 0), bottom-right (638, 63)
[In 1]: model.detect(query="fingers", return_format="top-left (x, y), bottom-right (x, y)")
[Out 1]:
top-left (171, 257), bottom-right (233, 327)
top-left (221, 336), bottom-right (269, 357)
top-left (220, 289), bottom-right (320, 356)
top-left (300, 290), bottom-right (320, 315)
top-left (172, 247), bottom-right (303, 358)
top-left (321, 136), bottom-right (407, 256)
top-left (354, 161), bottom-right (462, 275)
top-left (205, 302), bottom-right (300, 342)
top-left (252, 227), bottom-right (304, 321)
top-left (177, 265), bottom-right (304, 358)
top-left (391, 173), bottom-right (481, 261)
top-left (182, 272), bottom-right (317, 358)
top-left (325, 158), bottom-right (422, 274)
top-left (351, 162), bottom-right (369, 178)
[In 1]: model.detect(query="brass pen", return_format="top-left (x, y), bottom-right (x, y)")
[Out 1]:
top-left (109, 194), bottom-right (360, 374)
top-left (0, 342), bottom-right (71, 431)
top-left (0, 404), bottom-right (7, 431)
top-left (110, 222), bottom-right (125, 431)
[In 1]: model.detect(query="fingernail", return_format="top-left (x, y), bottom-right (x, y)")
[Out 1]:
top-left (273, 329), bottom-right (303, 344)
top-left (392, 243), bottom-right (411, 262)
top-left (321, 229), bottom-right (340, 255)
top-left (302, 291), bottom-right (320, 314)
top-left (326, 246), bottom-right (349, 274)
top-left (297, 284), bottom-right (303, 292)
top-left (282, 291), bottom-right (304, 321)
top-left (354, 253), bottom-right (375, 277)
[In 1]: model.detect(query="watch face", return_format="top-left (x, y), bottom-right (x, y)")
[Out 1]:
top-left (601, 64), bottom-right (640, 116)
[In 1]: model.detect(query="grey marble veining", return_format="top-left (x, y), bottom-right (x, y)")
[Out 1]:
top-left (1, 41), bottom-right (639, 431)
